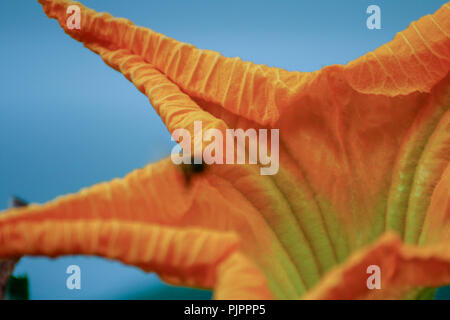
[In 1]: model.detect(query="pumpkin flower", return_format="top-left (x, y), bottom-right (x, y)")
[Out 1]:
top-left (1, 0), bottom-right (450, 300)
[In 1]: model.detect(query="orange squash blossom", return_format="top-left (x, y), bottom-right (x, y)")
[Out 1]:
top-left (0, 0), bottom-right (449, 299)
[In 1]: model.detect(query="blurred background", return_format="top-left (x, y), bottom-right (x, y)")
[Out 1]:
top-left (0, 0), bottom-right (449, 299)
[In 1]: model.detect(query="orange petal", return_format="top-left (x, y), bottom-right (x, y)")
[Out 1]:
top-left (343, 3), bottom-right (450, 96)
top-left (304, 232), bottom-right (450, 299)
top-left (86, 43), bottom-right (228, 140)
top-left (0, 159), bottom-right (195, 226)
top-left (0, 217), bottom-right (272, 299)
top-left (0, 159), bottom-right (275, 299)
top-left (38, 0), bottom-right (306, 126)
top-left (0, 159), bottom-right (331, 299)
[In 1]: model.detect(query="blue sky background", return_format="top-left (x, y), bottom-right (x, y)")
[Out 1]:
top-left (1, 0), bottom-right (449, 299)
